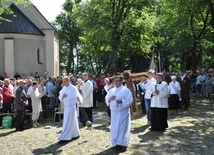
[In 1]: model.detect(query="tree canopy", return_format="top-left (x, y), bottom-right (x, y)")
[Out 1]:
top-left (27, 0), bottom-right (214, 74)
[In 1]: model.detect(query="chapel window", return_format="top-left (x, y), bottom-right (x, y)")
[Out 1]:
top-left (37, 47), bottom-right (44, 64)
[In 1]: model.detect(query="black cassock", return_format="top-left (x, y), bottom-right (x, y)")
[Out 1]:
top-left (151, 107), bottom-right (168, 131)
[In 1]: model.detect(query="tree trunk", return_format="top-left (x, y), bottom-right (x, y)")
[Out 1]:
top-left (191, 41), bottom-right (198, 73)
top-left (66, 43), bottom-right (74, 73)
top-left (107, 21), bottom-right (120, 73)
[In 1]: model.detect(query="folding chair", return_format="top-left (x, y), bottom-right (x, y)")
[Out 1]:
top-left (53, 102), bottom-right (64, 124)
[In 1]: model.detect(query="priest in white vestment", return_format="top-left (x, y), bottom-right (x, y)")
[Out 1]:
top-left (105, 76), bottom-right (133, 150)
top-left (58, 76), bottom-right (83, 144)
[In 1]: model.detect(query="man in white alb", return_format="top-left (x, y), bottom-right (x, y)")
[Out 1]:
top-left (105, 76), bottom-right (133, 151)
top-left (58, 76), bottom-right (82, 144)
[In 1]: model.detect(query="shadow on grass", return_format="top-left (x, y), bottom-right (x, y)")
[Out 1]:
top-left (32, 142), bottom-right (68, 155)
top-left (93, 122), bottom-right (110, 132)
top-left (131, 125), bottom-right (148, 134)
top-left (0, 130), bottom-right (16, 138)
top-left (95, 147), bottom-right (128, 155)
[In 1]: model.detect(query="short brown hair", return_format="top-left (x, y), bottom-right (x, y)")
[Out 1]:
top-left (115, 76), bottom-right (123, 81)
top-left (32, 81), bottom-right (38, 86)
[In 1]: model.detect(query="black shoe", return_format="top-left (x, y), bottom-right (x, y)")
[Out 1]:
top-left (15, 129), bottom-right (24, 132)
top-left (148, 128), bottom-right (155, 131)
top-left (58, 140), bottom-right (70, 144)
top-left (71, 136), bottom-right (80, 141)
top-left (115, 145), bottom-right (127, 152)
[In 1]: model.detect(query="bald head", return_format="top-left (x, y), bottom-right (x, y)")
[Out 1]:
top-left (4, 78), bottom-right (10, 86)
top-left (63, 76), bottom-right (70, 87)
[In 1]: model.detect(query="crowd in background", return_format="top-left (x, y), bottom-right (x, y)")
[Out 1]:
top-left (0, 68), bottom-right (213, 112)
top-left (0, 69), bottom-right (213, 149)
top-left (0, 69), bottom-right (213, 124)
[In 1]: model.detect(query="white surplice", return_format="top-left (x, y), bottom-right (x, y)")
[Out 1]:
top-left (151, 81), bottom-right (169, 108)
top-left (58, 84), bottom-right (83, 141)
top-left (105, 85), bottom-right (133, 147)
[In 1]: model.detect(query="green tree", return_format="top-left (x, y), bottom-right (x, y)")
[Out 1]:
top-left (52, 0), bottom-right (81, 74)
top-left (0, 0), bottom-right (30, 20)
top-left (75, 0), bottom-right (157, 73)
top-left (159, 0), bottom-right (214, 73)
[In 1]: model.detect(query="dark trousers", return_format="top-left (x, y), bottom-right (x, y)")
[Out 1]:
top-left (41, 96), bottom-right (48, 118)
top-left (196, 84), bottom-right (202, 94)
top-left (41, 96), bottom-right (47, 109)
top-left (3, 102), bottom-right (12, 113)
top-left (182, 97), bottom-right (190, 109)
top-left (79, 107), bottom-right (93, 124)
top-left (26, 98), bottom-right (32, 112)
top-left (97, 89), bottom-right (102, 103)
top-left (93, 91), bottom-right (97, 108)
top-left (16, 110), bottom-right (25, 130)
top-left (107, 106), bottom-right (111, 118)
top-left (140, 95), bottom-right (146, 115)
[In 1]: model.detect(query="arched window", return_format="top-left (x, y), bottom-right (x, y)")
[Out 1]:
top-left (37, 47), bottom-right (44, 64)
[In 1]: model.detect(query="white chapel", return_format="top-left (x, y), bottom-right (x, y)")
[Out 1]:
top-left (0, 3), bottom-right (59, 77)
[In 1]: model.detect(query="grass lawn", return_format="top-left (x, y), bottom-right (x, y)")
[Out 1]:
top-left (0, 94), bottom-right (213, 155)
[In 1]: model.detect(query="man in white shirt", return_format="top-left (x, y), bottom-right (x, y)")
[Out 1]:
top-left (196, 73), bottom-right (203, 94)
top-left (141, 69), bottom-right (156, 125)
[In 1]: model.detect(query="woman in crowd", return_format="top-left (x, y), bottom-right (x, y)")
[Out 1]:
top-left (30, 81), bottom-right (44, 127)
top-left (104, 78), bottom-right (114, 120)
top-left (168, 76), bottom-right (181, 115)
top-left (76, 78), bottom-right (83, 117)
top-left (104, 78), bottom-right (114, 93)
top-left (138, 74), bottom-right (148, 115)
top-left (205, 74), bottom-right (214, 98)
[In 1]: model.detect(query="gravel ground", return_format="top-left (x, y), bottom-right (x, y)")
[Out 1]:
top-left (0, 94), bottom-right (213, 155)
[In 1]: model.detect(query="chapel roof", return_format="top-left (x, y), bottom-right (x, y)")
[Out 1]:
top-left (0, 3), bottom-right (45, 36)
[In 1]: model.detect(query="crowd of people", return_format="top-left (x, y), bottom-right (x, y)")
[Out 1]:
top-left (0, 69), bottom-right (213, 151)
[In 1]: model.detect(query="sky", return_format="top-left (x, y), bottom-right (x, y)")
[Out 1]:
top-left (31, 0), bottom-right (66, 22)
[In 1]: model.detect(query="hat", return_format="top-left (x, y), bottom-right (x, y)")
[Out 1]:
top-left (18, 79), bottom-right (26, 84)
